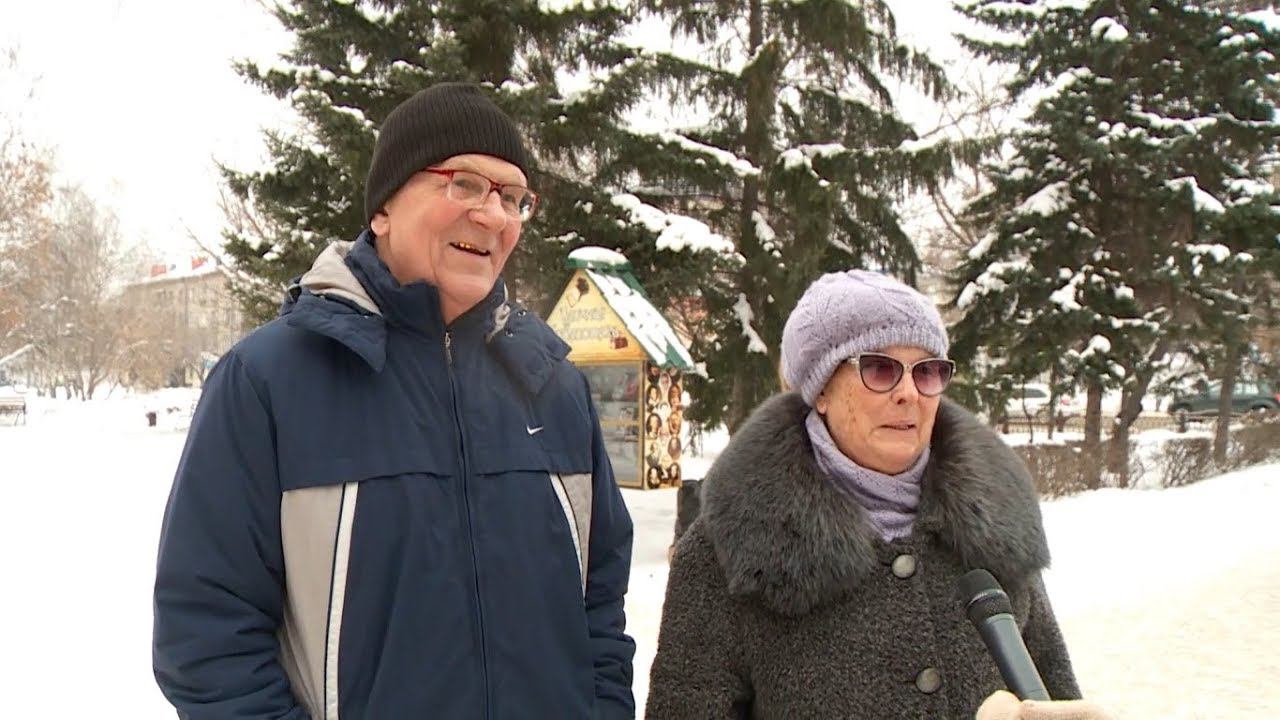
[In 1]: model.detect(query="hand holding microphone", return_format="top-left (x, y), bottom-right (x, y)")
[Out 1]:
top-left (959, 570), bottom-right (1117, 720)
top-left (976, 690), bottom-right (1115, 720)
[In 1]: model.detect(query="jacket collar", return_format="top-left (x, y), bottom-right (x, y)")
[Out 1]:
top-left (699, 392), bottom-right (1050, 617)
top-left (342, 230), bottom-right (509, 339)
top-left (279, 232), bottom-right (570, 393)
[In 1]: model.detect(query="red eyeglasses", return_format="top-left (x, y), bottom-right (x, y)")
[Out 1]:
top-left (845, 353), bottom-right (956, 397)
top-left (423, 167), bottom-right (539, 221)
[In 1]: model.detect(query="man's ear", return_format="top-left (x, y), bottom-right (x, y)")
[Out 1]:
top-left (370, 210), bottom-right (390, 237)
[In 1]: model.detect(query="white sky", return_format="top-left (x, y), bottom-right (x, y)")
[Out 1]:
top-left (2, 0), bottom-right (296, 260)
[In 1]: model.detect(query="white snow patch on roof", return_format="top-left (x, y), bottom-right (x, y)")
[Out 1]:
top-left (586, 269), bottom-right (694, 369)
top-left (569, 246), bottom-right (630, 267)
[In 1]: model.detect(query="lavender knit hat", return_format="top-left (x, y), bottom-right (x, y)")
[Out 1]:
top-left (781, 270), bottom-right (949, 405)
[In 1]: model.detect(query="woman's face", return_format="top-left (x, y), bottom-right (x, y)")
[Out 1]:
top-left (646, 414), bottom-right (661, 434)
top-left (814, 345), bottom-right (941, 474)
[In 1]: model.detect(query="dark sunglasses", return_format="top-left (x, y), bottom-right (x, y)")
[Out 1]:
top-left (844, 353), bottom-right (956, 397)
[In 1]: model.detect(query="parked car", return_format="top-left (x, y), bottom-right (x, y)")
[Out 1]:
top-left (1168, 381), bottom-right (1280, 421)
top-left (1002, 383), bottom-right (1079, 430)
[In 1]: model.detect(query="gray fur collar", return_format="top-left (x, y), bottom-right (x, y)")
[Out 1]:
top-left (699, 392), bottom-right (1050, 617)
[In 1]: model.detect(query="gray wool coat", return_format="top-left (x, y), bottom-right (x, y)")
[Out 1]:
top-left (646, 393), bottom-right (1080, 719)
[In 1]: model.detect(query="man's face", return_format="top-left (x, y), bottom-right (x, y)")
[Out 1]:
top-left (370, 153), bottom-right (526, 323)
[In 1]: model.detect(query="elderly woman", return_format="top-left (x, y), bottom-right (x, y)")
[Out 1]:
top-left (647, 271), bottom-right (1106, 720)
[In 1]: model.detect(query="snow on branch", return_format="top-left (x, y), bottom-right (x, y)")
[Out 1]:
top-left (1091, 17), bottom-right (1129, 42)
top-left (1130, 109), bottom-right (1217, 135)
top-left (641, 130), bottom-right (760, 177)
top-left (1226, 177), bottom-right (1275, 205)
top-left (1045, 67), bottom-right (1094, 96)
top-left (610, 194), bottom-right (736, 254)
top-left (778, 143), bottom-right (847, 188)
top-left (1049, 271), bottom-right (1085, 311)
top-left (1166, 177), bottom-right (1225, 214)
top-left (1015, 181), bottom-right (1071, 217)
top-left (536, 0), bottom-right (626, 11)
top-left (751, 211), bottom-right (781, 258)
top-left (956, 257), bottom-right (1030, 309)
top-left (733, 294), bottom-right (769, 354)
top-left (1243, 10), bottom-right (1280, 33)
top-left (553, 57), bottom-right (643, 108)
top-left (968, 232), bottom-right (997, 260)
top-left (964, 0), bottom-right (1090, 18)
top-left (898, 134), bottom-right (947, 153)
top-left (1079, 334), bottom-right (1112, 359)
top-left (780, 143), bottom-right (846, 168)
top-left (1186, 244), bottom-right (1232, 263)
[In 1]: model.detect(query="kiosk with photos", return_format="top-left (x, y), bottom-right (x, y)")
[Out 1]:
top-left (546, 247), bottom-right (696, 489)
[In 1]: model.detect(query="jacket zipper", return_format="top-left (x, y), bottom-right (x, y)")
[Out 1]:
top-left (444, 329), bottom-right (491, 719)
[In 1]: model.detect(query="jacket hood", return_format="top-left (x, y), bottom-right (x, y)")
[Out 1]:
top-left (699, 392), bottom-right (1050, 617)
top-left (279, 232), bottom-right (570, 394)
top-left (293, 241), bottom-right (380, 315)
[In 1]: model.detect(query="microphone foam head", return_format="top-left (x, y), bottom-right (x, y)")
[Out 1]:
top-left (958, 569), bottom-right (1013, 622)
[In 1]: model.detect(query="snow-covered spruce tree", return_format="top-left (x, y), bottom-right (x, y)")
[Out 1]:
top-left (615, 0), bottom-right (979, 431)
top-left (953, 0), bottom-right (1280, 487)
top-left (1211, 0), bottom-right (1275, 13)
top-left (221, 0), bottom-right (726, 324)
top-left (1183, 194), bottom-right (1280, 466)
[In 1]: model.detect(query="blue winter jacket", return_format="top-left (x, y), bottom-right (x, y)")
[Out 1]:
top-left (153, 232), bottom-right (636, 719)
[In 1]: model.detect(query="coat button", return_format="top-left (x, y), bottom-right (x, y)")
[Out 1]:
top-left (915, 667), bottom-right (942, 694)
top-left (891, 554), bottom-right (917, 579)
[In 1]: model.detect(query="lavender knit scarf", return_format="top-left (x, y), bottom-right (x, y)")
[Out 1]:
top-left (805, 409), bottom-right (929, 541)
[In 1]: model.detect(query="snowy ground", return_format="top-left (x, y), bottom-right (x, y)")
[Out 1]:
top-left (2, 392), bottom-right (1277, 718)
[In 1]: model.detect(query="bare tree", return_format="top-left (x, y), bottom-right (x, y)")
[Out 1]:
top-left (0, 50), bottom-right (55, 359)
top-left (914, 69), bottom-right (1019, 281)
top-left (192, 184), bottom-right (288, 324)
top-left (14, 186), bottom-right (144, 399)
top-left (0, 138), bottom-right (53, 354)
top-left (112, 292), bottom-right (181, 390)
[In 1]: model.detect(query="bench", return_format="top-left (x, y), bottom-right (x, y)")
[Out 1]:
top-left (0, 395), bottom-right (26, 425)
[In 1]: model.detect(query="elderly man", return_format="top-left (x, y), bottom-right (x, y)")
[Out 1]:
top-left (153, 83), bottom-right (636, 719)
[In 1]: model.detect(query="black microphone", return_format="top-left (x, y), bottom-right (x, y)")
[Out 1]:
top-left (957, 569), bottom-right (1051, 701)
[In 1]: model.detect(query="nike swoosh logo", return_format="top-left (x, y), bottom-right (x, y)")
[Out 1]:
top-left (526, 425), bottom-right (544, 435)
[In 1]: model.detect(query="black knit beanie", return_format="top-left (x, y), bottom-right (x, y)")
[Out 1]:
top-left (364, 82), bottom-right (530, 222)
